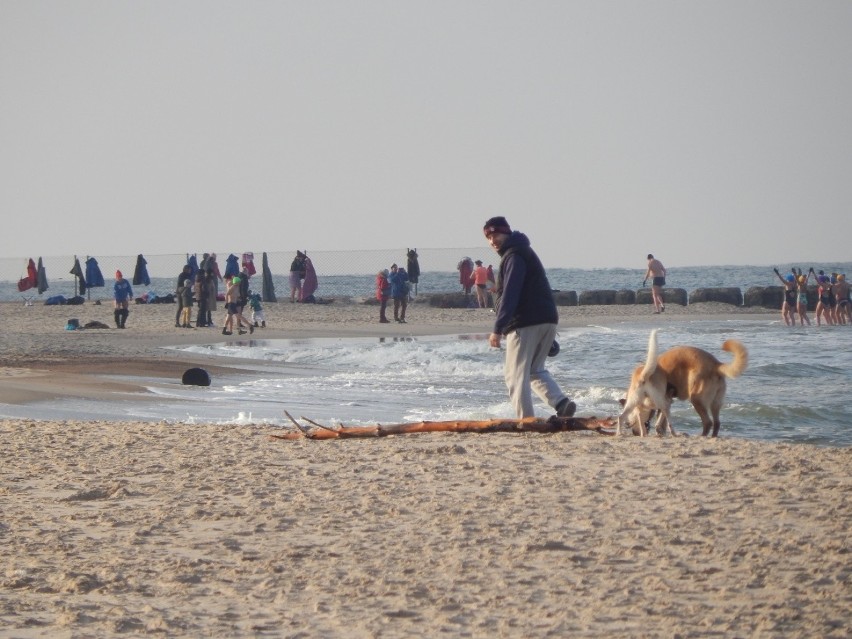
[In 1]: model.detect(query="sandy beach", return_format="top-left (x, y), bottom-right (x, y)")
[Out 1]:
top-left (1, 299), bottom-right (849, 637)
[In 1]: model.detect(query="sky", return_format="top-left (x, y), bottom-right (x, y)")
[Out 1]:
top-left (2, 1), bottom-right (850, 269)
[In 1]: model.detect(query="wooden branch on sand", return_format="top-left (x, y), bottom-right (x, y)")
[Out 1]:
top-left (270, 411), bottom-right (616, 440)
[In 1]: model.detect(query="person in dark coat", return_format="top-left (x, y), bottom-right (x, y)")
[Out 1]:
top-left (484, 216), bottom-right (574, 419)
top-left (175, 265), bottom-right (192, 328)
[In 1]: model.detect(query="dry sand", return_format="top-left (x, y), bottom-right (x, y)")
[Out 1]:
top-left (1, 299), bottom-right (849, 638)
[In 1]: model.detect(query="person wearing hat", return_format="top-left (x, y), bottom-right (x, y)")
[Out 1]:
top-left (483, 216), bottom-right (575, 419)
top-left (470, 259), bottom-right (490, 308)
top-left (772, 267), bottom-right (798, 326)
top-left (112, 270), bottom-right (133, 329)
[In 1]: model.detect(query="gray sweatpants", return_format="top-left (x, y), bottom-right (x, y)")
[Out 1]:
top-left (504, 323), bottom-right (567, 418)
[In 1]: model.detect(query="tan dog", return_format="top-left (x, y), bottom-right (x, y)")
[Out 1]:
top-left (617, 329), bottom-right (748, 437)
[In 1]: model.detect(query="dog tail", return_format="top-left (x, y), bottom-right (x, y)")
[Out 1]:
top-left (639, 329), bottom-right (659, 380)
top-left (719, 339), bottom-right (748, 379)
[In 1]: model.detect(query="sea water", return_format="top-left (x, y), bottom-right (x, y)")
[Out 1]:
top-left (5, 263), bottom-right (851, 302)
top-left (3, 318), bottom-right (849, 447)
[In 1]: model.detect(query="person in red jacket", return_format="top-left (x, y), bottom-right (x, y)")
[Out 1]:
top-left (375, 269), bottom-right (391, 323)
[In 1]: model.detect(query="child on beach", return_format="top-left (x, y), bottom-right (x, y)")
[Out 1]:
top-left (248, 291), bottom-right (265, 328)
top-left (180, 278), bottom-right (194, 328)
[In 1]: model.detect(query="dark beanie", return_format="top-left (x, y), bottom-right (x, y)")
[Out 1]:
top-left (483, 216), bottom-right (512, 236)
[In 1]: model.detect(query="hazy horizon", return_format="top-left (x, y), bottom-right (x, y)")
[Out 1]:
top-left (2, 1), bottom-right (850, 269)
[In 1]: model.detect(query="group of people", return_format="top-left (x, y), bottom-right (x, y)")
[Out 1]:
top-left (773, 267), bottom-right (850, 327)
top-left (289, 251), bottom-right (318, 303)
top-left (172, 253), bottom-right (266, 335)
top-left (457, 257), bottom-right (496, 308)
top-left (375, 262), bottom-right (411, 323)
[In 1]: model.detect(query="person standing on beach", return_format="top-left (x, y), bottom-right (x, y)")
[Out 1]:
top-left (457, 257), bottom-right (474, 295)
top-left (113, 270), bottom-right (133, 329)
top-left (470, 260), bottom-right (489, 308)
top-left (376, 269), bottom-right (391, 323)
top-left (483, 216), bottom-right (575, 419)
top-left (643, 254), bottom-right (667, 314)
top-left (205, 269), bottom-right (217, 326)
top-left (289, 251), bottom-right (307, 302)
top-left (222, 276), bottom-right (253, 335)
top-left (388, 263), bottom-right (409, 323)
top-left (194, 271), bottom-right (209, 327)
top-left (175, 264), bottom-right (192, 328)
top-left (179, 276), bottom-right (194, 328)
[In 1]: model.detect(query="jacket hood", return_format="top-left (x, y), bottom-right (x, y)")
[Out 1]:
top-left (498, 231), bottom-right (531, 256)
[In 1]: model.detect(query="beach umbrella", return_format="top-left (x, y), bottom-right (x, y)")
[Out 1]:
top-left (70, 256), bottom-right (87, 296)
top-left (261, 252), bottom-right (277, 302)
top-left (224, 253), bottom-right (240, 279)
top-left (241, 252), bottom-right (257, 276)
top-left (36, 257), bottom-right (49, 294)
top-left (18, 258), bottom-right (38, 292)
top-left (406, 248), bottom-right (420, 295)
top-left (301, 256), bottom-right (318, 301)
top-left (85, 257), bottom-right (105, 288)
top-left (133, 253), bottom-right (150, 286)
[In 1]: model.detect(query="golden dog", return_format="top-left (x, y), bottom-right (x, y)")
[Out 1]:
top-left (617, 329), bottom-right (748, 437)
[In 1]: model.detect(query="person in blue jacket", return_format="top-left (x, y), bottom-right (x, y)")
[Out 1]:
top-left (113, 270), bottom-right (134, 329)
top-left (388, 263), bottom-right (409, 323)
top-left (483, 216), bottom-right (574, 419)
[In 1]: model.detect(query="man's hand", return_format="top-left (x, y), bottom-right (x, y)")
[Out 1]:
top-left (488, 333), bottom-right (502, 348)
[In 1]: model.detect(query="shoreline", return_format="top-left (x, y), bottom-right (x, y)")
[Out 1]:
top-left (0, 299), bottom-right (778, 408)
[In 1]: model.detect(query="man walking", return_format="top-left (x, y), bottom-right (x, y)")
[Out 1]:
top-left (483, 216), bottom-right (575, 419)
top-left (643, 254), bottom-right (667, 314)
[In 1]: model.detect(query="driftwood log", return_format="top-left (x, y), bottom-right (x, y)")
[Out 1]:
top-left (270, 411), bottom-right (616, 440)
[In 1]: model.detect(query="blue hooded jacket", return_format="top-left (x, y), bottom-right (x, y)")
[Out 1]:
top-left (492, 231), bottom-right (557, 335)
top-left (388, 268), bottom-right (409, 299)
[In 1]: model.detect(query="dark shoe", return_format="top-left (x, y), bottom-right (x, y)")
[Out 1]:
top-left (380, 319), bottom-right (390, 323)
top-left (238, 329), bottom-right (247, 335)
top-left (175, 322), bottom-right (181, 328)
top-left (556, 398), bottom-right (576, 418)
top-left (261, 321), bottom-right (266, 328)
top-left (399, 319), bottom-right (406, 323)
top-left (249, 324), bottom-right (254, 334)
top-left (222, 328), bottom-right (229, 335)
